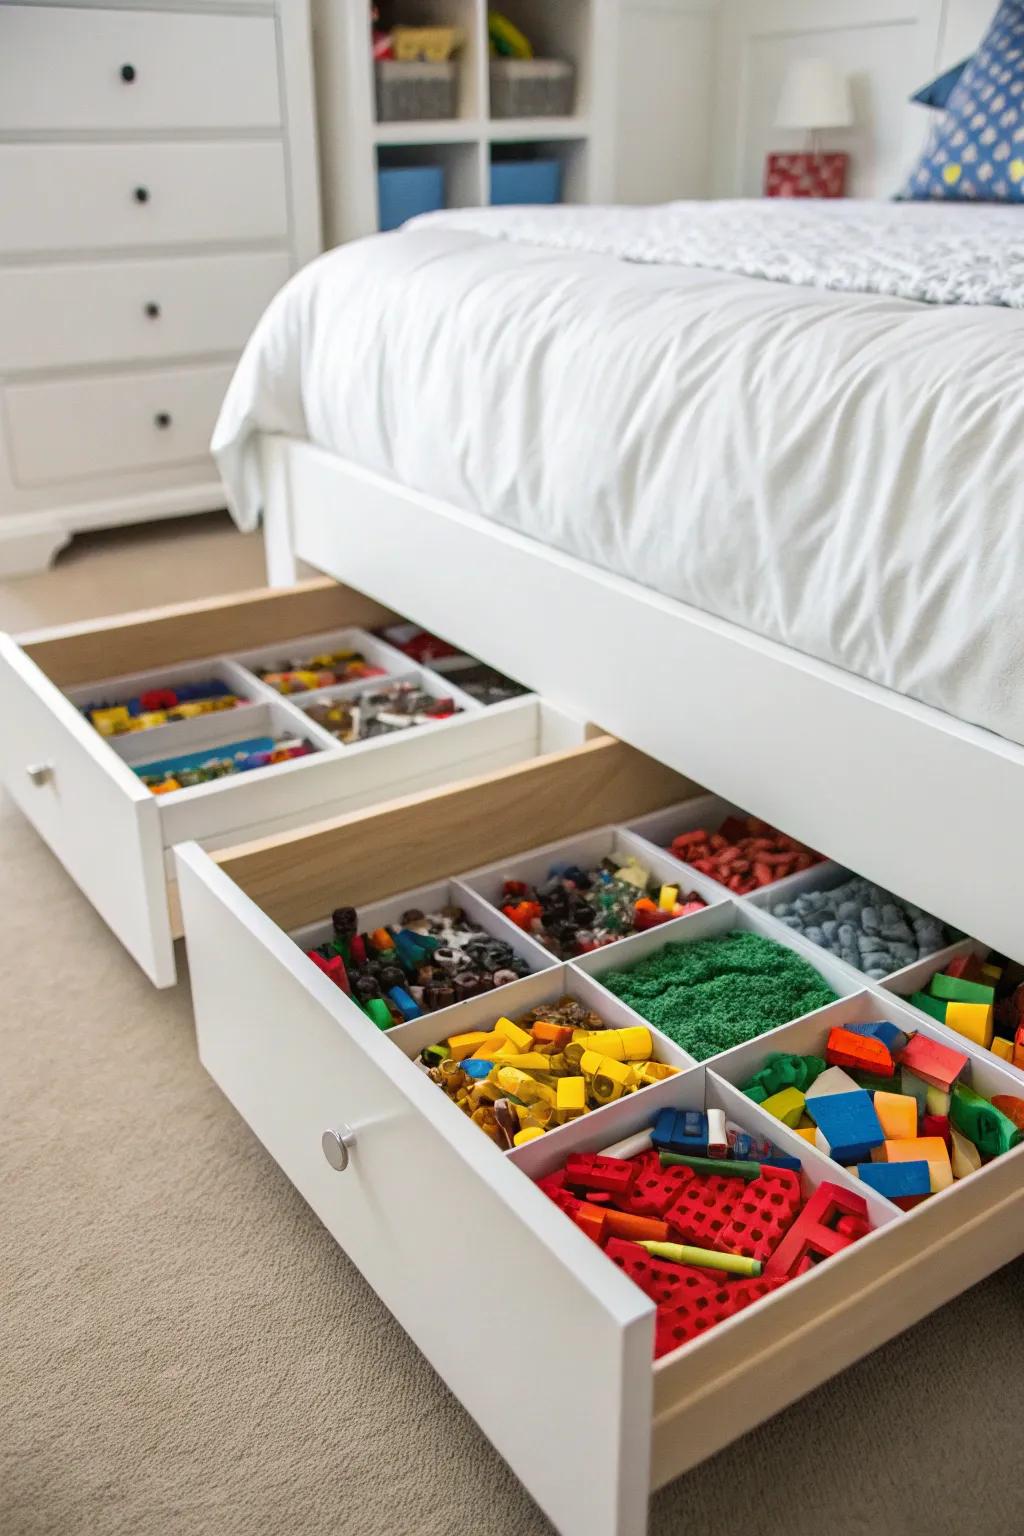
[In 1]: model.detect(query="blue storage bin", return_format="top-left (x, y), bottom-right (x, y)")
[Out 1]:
top-left (490, 159), bottom-right (562, 206)
top-left (377, 165), bottom-right (445, 232)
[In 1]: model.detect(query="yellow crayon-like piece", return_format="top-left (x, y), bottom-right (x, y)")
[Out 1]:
top-left (573, 1027), bottom-right (653, 1062)
top-left (658, 884), bottom-right (679, 912)
top-left (490, 1052), bottom-right (552, 1070)
top-left (493, 1016), bottom-right (533, 1051)
top-left (513, 1127), bottom-right (545, 1147)
top-left (636, 1240), bottom-right (762, 1277)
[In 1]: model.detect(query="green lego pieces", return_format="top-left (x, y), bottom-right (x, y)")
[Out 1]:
top-left (950, 1083), bottom-right (1022, 1158)
top-left (911, 991), bottom-right (949, 1023)
top-left (929, 974), bottom-right (995, 1006)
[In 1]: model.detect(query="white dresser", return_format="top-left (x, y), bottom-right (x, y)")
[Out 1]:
top-left (0, 0), bottom-right (320, 575)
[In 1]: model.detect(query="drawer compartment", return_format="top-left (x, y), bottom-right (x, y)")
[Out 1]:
top-left (6, 362), bottom-right (235, 485)
top-left (176, 777), bottom-right (1024, 1536)
top-left (0, 6), bottom-right (281, 132)
top-left (0, 142), bottom-right (288, 256)
top-left (0, 579), bottom-right (616, 987)
top-left (0, 252), bottom-right (291, 375)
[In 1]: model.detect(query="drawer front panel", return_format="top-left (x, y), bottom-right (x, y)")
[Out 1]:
top-left (6, 363), bottom-right (233, 485)
top-left (0, 636), bottom-right (172, 986)
top-left (177, 848), bottom-right (654, 1536)
top-left (0, 143), bottom-right (288, 256)
top-left (0, 6), bottom-right (281, 132)
top-left (0, 252), bottom-right (290, 374)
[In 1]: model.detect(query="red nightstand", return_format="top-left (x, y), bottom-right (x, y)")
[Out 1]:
top-left (764, 152), bottom-right (848, 198)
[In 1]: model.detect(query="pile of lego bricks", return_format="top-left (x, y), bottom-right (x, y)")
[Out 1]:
top-left (537, 1111), bottom-right (876, 1359)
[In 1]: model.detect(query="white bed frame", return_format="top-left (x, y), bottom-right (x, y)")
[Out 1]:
top-left (257, 433), bottom-right (1024, 966)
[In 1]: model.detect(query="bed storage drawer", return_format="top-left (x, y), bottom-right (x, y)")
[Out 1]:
top-left (0, 579), bottom-right (584, 988)
top-left (176, 749), bottom-right (1024, 1536)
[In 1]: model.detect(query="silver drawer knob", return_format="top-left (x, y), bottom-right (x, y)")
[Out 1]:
top-left (321, 1125), bottom-right (356, 1172)
top-left (26, 762), bottom-right (54, 786)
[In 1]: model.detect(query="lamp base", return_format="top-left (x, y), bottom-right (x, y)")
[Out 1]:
top-left (764, 152), bottom-right (848, 198)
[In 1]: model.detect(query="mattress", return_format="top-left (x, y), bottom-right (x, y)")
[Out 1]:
top-left (213, 199), bottom-right (1024, 748)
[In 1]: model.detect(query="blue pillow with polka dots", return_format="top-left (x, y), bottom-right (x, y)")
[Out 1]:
top-left (900, 0), bottom-right (1024, 201)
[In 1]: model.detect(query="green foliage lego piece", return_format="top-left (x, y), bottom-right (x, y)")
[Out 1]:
top-left (950, 1083), bottom-right (1022, 1158)
top-left (597, 930), bottom-right (838, 1062)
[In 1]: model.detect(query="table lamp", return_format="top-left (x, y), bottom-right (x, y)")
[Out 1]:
top-left (766, 57), bottom-right (853, 197)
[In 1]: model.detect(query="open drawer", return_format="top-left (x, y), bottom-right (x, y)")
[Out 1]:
top-left (175, 739), bottom-right (1024, 1536)
top-left (0, 578), bottom-right (586, 987)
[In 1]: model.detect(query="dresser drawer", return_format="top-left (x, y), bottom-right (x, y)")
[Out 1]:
top-left (0, 580), bottom-right (606, 987)
top-left (5, 363), bottom-right (235, 485)
top-left (0, 253), bottom-right (291, 375)
top-left (0, 5), bottom-right (281, 132)
top-left (0, 142), bottom-right (288, 256)
top-left (175, 767), bottom-right (1024, 1536)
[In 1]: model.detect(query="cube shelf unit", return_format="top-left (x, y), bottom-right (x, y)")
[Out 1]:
top-left (315, 0), bottom-right (614, 241)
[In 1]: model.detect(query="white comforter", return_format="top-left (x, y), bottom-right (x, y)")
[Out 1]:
top-left (213, 199), bottom-right (1024, 747)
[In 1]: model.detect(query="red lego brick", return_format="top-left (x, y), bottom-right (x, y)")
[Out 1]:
top-left (712, 1168), bottom-right (802, 1263)
top-left (625, 1152), bottom-right (694, 1217)
top-left (920, 1113), bottom-right (951, 1149)
top-left (604, 1237), bottom-right (718, 1309)
top-left (897, 1034), bottom-right (968, 1091)
top-left (764, 1181), bottom-right (872, 1279)
top-left (571, 1202), bottom-right (609, 1244)
top-left (665, 1173), bottom-right (746, 1247)
top-left (946, 953), bottom-right (983, 982)
top-left (826, 1026), bottom-right (895, 1077)
top-left (564, 1152), bottom-right (638, 1198)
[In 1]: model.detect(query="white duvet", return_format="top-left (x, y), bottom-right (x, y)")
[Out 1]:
top-left (214, 199), bottom-right (1024, 747)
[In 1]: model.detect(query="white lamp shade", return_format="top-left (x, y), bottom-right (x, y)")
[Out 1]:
top-left (775, 58), bottom-right (853, 130)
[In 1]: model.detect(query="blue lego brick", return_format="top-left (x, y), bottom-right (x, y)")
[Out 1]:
top-left (804, 1089), bottom-right (885, 1164)
top-left (855, 1160), bottom-right (932, 1199)
top-left (845, 1020), bottom-right (908, 1053)
top-left (760, 1155), bottom-right (803, 1172)
top-left (651, 1108), bottom-right (708, 1155)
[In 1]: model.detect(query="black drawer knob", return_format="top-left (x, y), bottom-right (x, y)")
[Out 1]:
top-left (144, 302), bottom-right (161, 319)
top-left (133, 186), bottom-right (149, 204)
top-left (154, 412), bottom-right (172, 429)
top-left (121, 63), bottom-right (136, 83)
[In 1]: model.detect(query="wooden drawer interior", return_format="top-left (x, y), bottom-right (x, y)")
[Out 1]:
top-left (17, 578), bottom-right (398, 689)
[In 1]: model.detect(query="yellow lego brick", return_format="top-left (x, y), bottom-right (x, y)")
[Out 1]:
top-left (980, 963), bottom-right (1003, 985)
top-left (491, 1052), bottom-right (552, 1071)
top-left (572, 1027), bottom-right (653, 1062)
top-left (637, 1061), bottom-right (679, 1086)
top-left (90, 705), bottom-right (131, 735)
top-left (760, 1086), bottom-right (806, 1128)
top-left (556, 1077), bottom-right (587, 1120)
top-left (658, 885), bottom-right (679, 912)
top-left (447, 1031), bottom-right (492, 1062)
top-left (793, 1126), bottom-right (818, 1144)
top-left (469, 1031), bottom-right (506, 1060)
top-left (494, 1068), bottom-right (556, 1106)
top-left (925, 1084), bottom-right (952, 1116)
top-left (992, 1036), bottom-right (1014, 1063)
top-left (873, 1091), bottom-right (918, 1140)
top-left (944, 1000), bottom-right (994, 1049)
top-left (513, 1127), bottom-right (546, 1147)
top-left (493, 1016), bottom-right (533, 1051)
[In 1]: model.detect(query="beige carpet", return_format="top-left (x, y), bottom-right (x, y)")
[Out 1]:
top-left (1, 513), bottom-right (1021, 1536)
